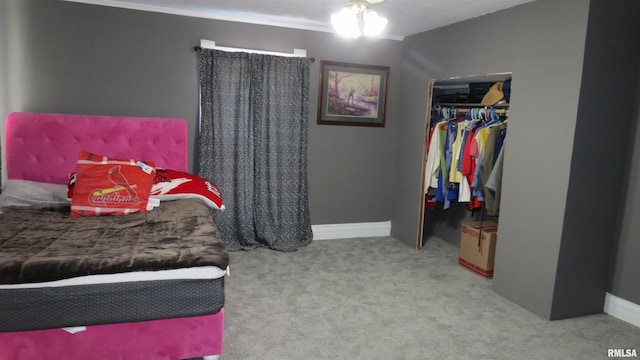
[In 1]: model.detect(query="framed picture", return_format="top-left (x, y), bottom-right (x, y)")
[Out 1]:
top-left (317, 61), bottom-right (389, 127)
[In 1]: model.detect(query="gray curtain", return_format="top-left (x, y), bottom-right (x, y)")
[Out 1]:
top-left (197, 49), bottom-right (313, 251)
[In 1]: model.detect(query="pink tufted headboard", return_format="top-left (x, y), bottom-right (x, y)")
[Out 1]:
top-left (5, 112), bottom-right (188, 185)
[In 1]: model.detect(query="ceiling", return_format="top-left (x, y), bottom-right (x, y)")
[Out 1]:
top-left (65, 0), bottom-right (537, 40)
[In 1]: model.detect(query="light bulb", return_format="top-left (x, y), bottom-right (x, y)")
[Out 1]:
top-left (332, 2), bottom-right (387, 38)
top-left (362, 9), bottom-right (387, 37)
top-left (331, 6), bottom-right (362, 38)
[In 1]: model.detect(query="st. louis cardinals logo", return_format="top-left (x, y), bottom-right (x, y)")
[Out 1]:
top-left (89, 165), bottom-right (140, 206)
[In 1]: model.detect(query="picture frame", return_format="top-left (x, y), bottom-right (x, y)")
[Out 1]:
top-left (317, 61), bottom-right (389, 127)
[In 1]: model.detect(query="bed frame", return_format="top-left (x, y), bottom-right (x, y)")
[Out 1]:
top-left (0, 112), bottom-right (224, 360)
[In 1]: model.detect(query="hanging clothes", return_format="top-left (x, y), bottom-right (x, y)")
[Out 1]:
top-left (457, 119), bottom-right (477, 203)
top-left (424, 105), bottom-right (507, 213)
top-left (449, 122), bottom-right (466, 184)
top-left (480, 123), bottom-right (507, 213)
top-left (485, 142), bottom-right (506, 216)
top-left (424, 120), bottom-right (444, 192)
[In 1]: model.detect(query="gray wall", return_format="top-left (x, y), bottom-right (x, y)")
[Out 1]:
top-left (609, 66), bottom-right (640, 303)
top-left (552, 0), bottom-right (640, 319)
top-left (0, 0), bottom-right (9, 186)
top-left (0, 1), bottom-right (6, 121)
top-left (391, 0), bottom-right (591, 257)
top-left (392, 0), bottom-right (588, 319)
top-left (0, 0), bottom-right (402, 226)
top-left (392, 0), bottom-right (640, 319)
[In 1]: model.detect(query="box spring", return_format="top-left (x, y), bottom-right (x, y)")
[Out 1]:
top-left (0, 277), bottom-right (224, 332)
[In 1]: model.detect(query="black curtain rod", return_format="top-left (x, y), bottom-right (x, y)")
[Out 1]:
top-left (194, 45), bottom-right (315, 62)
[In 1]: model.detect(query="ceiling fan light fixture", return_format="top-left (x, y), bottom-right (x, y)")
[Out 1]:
top-left (362, 9), bottom-right (387, 36)
top-left (331, 0), bottom-right (387, 38)
top-left (331, 5), bottom-right (362, 38)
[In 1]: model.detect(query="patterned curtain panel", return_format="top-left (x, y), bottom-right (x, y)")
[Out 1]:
top-left (197, 49), bottom-right (313, 251)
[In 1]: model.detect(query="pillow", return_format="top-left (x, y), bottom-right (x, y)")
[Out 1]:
top-left (70, 150), bottom-right (156, 217)
top-left (150, 168), bottom-right (225, 211)
top-left (67, 172), bottom-right (76, 200)
top-left (67, 168), bottom-right (225, 211)
top-left (0, 179), bottom-right (70, 209)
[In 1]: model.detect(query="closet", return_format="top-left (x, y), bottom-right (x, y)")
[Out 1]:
top-left (418, 74), bottom-right (511, 250)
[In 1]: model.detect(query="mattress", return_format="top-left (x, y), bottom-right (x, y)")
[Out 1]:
top-left (0, 266), bottom-right (227, 332)
top-left (0, 198), bottom-right (229, 284)
top-left (0, 277), bottom-right (225, 332)
top-left (0, 266), bottom-right (226, 289)
top-left (0, 266), bottom-right (226, 332)
top-left (0, 198), bottom-right (230, 332)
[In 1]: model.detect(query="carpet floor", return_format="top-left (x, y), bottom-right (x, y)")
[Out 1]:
top-left (221, 236), bottom-right (639, 359)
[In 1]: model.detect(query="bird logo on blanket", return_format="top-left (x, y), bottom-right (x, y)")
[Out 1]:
top-left (89, 165), bottom-right (140, 206)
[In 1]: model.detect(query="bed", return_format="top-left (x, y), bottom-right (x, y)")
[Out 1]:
top-left (0, 112), bottom-right (229, 360)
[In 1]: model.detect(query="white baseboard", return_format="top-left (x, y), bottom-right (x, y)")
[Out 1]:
top-left (312, 221), bottom-right (391, 240)
top-left (604, 293), bottom-right (640, 328)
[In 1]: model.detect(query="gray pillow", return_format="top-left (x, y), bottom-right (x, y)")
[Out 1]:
top-left (0, 180), bottom-right (70, 209)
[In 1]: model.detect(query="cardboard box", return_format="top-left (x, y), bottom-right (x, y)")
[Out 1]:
top-left (458, 221), bottom-right (498, 279)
